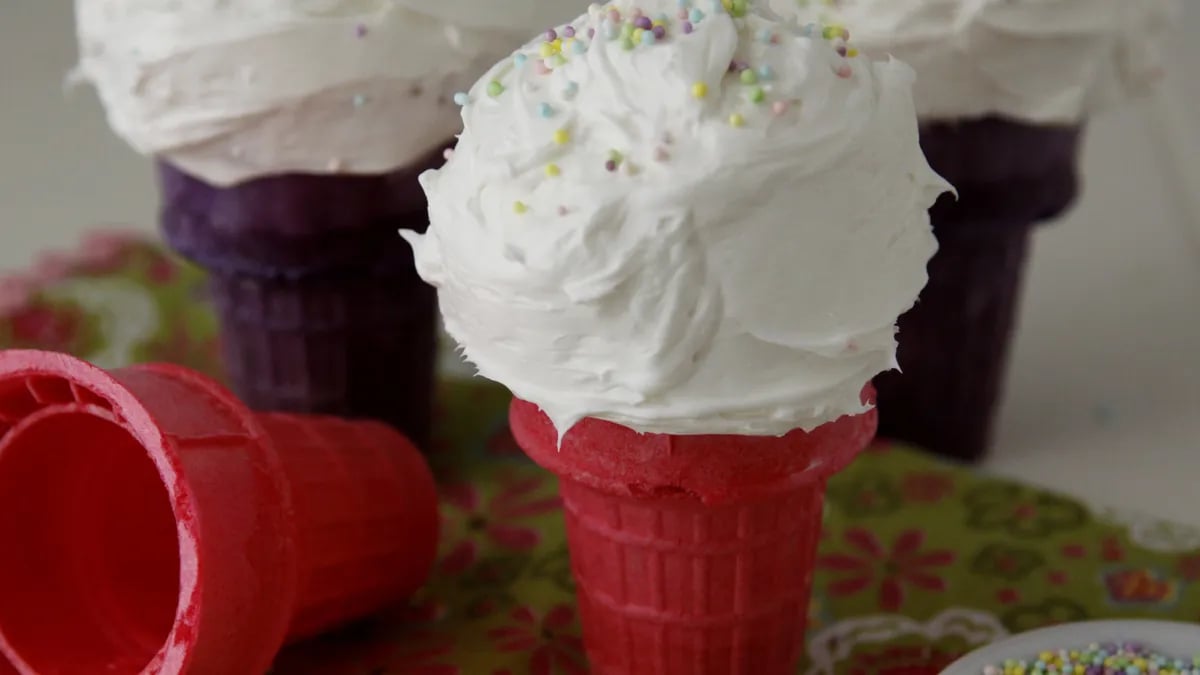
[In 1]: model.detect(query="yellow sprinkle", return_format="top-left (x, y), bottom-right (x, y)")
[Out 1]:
top-left (545, 163), bottom-right (561, 177)
top-left (652, 19), bottom-right (665, 27)
top-left (633, 28), bottom-right (645, 42)
top-left (552, 38), bottom-right (563, 50)
top-left (540, 43), bottom-right (555, 57)
top-left (513, 201), bottom-right (528, 214)
top-left (847, 47), bottom-right (859, 57)
top-left (553, 128), bottom-right (570, 145)
top-left (691, 81), bottom-right (708, 98)
top-left (729, 112), bottom-right (745, 127)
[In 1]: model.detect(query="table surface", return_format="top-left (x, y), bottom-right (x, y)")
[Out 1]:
top-left (4, 238), bottom-right (1200, 673)
top-left (2, 2), bottom-right (1200, 525)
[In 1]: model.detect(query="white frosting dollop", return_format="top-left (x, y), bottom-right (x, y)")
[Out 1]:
top-left (771, 0), bottom-right (1178, 124)
top-left (75, 0), bottom-right (588, 186)
top-left (406, 0), bottom-right (948, 437)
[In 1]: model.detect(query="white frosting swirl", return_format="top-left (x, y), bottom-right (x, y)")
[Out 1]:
top-left (772, 0), bottom-right (1178, 124)
top-left (75, 0), bottom-right (588, 186)
top-left (406, 0), bottom-right (948, 437)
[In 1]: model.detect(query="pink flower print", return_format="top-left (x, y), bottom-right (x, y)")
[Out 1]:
top-left (818, 528), bottom-right (955, 611)
top-left (439, 475), bottom-right (561, 575)
top-left (488, 605), bottom-right (586, 675)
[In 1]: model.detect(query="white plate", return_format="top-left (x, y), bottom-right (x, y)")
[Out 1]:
top-left (941, 620), bottom-right (1200, 674)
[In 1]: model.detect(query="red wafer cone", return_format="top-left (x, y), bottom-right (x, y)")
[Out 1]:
top-left (0, 350), bottom-right (439, 675)
top-left (510, 391), bottom-right (877, 675)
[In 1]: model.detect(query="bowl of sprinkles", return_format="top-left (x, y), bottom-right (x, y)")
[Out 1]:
top-left (941, 621), bottom-right (1200, 675)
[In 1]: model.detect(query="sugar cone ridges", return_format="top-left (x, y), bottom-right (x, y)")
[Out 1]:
top-left (560, 478), bottom-right (825, 675)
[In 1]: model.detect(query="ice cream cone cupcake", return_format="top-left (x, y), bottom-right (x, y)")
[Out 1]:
top-left (774, 0), bottom-right (1178, 460)
top-left (404, 0), bottom-right (947, 670)
top-left (74, 0), bottom-right (589, 447)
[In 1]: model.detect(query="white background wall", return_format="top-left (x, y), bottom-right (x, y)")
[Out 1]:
top-left (2, 3), bottom-right (1198, 522)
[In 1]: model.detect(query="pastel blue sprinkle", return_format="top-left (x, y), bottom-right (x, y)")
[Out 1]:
top-left (641, 30), bottom-right (656, 45)
top-left (757, 28), bottom-right (772, 43)
top-left (537, 102), bottom-right (554, 118)
top-left (453, 92), bottom-right (469, 106)
top-left (677, 0), bottom-right (689, 5)
top-left (758, 65), bottom-right (774, 80)
top-left (690, 8), bottom-right (704, 22)
top-left (563, 81), bottom-right (579, 98)
top-left (514, 53), bottom-right (528, 66)
top-left (352, 94), bottom-right (367, 107)
top-left (572, 39), bottom-right (587, 53)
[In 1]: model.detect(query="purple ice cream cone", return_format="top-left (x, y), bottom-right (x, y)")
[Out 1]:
top-left (157, 145), bottom-right (446, 449)
top-left (875, 117), bottom-right (1083, 462)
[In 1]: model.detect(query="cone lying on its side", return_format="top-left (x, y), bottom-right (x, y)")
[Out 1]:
top-left (0, 350), bottom-right (439, 675)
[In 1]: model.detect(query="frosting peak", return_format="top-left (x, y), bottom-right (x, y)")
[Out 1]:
top-left (407, 0), bottom-right (948, 437)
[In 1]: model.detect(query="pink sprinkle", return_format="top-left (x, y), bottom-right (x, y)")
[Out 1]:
top-left (654, 146), bottom-right (669, 162)
top-left (771, 100), bottom-right (789, 116)
top-left (355, 24), bottom-right (368, 38)
top-left (770, 34), bottom-right (780, 44)
top-left (608, 9), bottom-right (621, 23)
top-left (836, 45), bottom-right (847, 57)
top-left (587, 27), bottom-right (596, 38)
top-left (536, 61), bottom-right (552, 75)
top-left (677, 7), bottom-right (689, 18)
top-left (840, 28), bottom-right (850, 40)
top-left (835, 64), bottom-right (853, 78)
top-left (557, 205), bottom-right (569, 216)
top-left (605, 159), bottom-right (618, 172)
top-left (443, 148), bottom-right (455, 160)
top-left (630, 8), bottom-right (643, 18)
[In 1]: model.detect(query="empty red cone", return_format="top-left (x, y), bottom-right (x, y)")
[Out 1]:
top-left (0, 350), bottom-right (439, 675)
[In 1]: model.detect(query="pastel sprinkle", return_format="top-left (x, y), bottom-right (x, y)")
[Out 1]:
top-left (553, 128), bottom-right (570, 145)
top-left (771, 100), bottom-right (789, 116)
top-left (608, 8), bottom-right (621, 23)
top-left (563, 81), bottom-right (579, 98)
top-left (848, 47), bottom-right (859, 57)
top-left (514, 53), bottom-right (528, 67)
top-left (758, 65), bottom-right (774, 80)
top-left (739, 69), bottom-right (757, 84)
top-left (757, 28), bottom-right (773, 43)
top-left (630, 7), bottom-right (644, 18)
top-left (983, 642), bottom-right (1200, 675)
top-left (749, 86), bottom-right (765, 103)
top-left (641, 29), bottom-right (656, 45)
top-left (355, 24), bottom-right (368, 37)
top-left (605, 159), bottom-right (618, 172)
top-left (682, 20), bottom-right (694, 33)
top-left (677, 0), bottom-right (689, 5)
top-left (540, 43), bottom-right (556, 57)
top-left (352, 94), bottom-right (368, 107)
top-left (545, 163), bottom-right (561, 177)
top-left (691, 81), bottom-right (708, 98)
top-left (513, 201), bottom-right (528, 214)
top-left (563, 25), bottom-right (576, 38)
top-left (587, 27), bottom-right (596, 38)
top-left (453, 92), bottom-right (469, 106)
top-left (545, 28), bottom-right (558, 41)
top-left (487, 80), bottom-right (504, 97)
top-left (654, 146), bottom-right (670, 161)
top-left (728, 112), bottom-right (745, 127)
top-left (557, 205), bottom-right (569, 216)
top-left (536, 61), bottom-right (552, 75)
top-left (552, 54), bottom-right (567, 66)
top-left (690, 8), bottom-right (704, 22)
top-left (621, 35), bottom-right (635, 50)
top-left (538, 103), bottom-right (555, 118)
top-left (573, 39), bottom-right (587, 54)
top-left (652, 25), bottom-right (666, 39)
top-left (835, 64), bottom-right (853, 78)
top-left (442, 148), bottom-right (454, 161)
top-left (678, 7), bottom-right (690, 18)
top-left (635, 16), bottom-right (653, 29)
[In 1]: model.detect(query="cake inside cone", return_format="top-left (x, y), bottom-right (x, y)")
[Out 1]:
top-left (0, 411), bottom-right (179, 675)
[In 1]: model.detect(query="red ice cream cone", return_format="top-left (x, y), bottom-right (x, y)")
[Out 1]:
top-left (510, 389), bottom-right (877, 675)
top-left (0, 350), bottom-right (439, 675)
